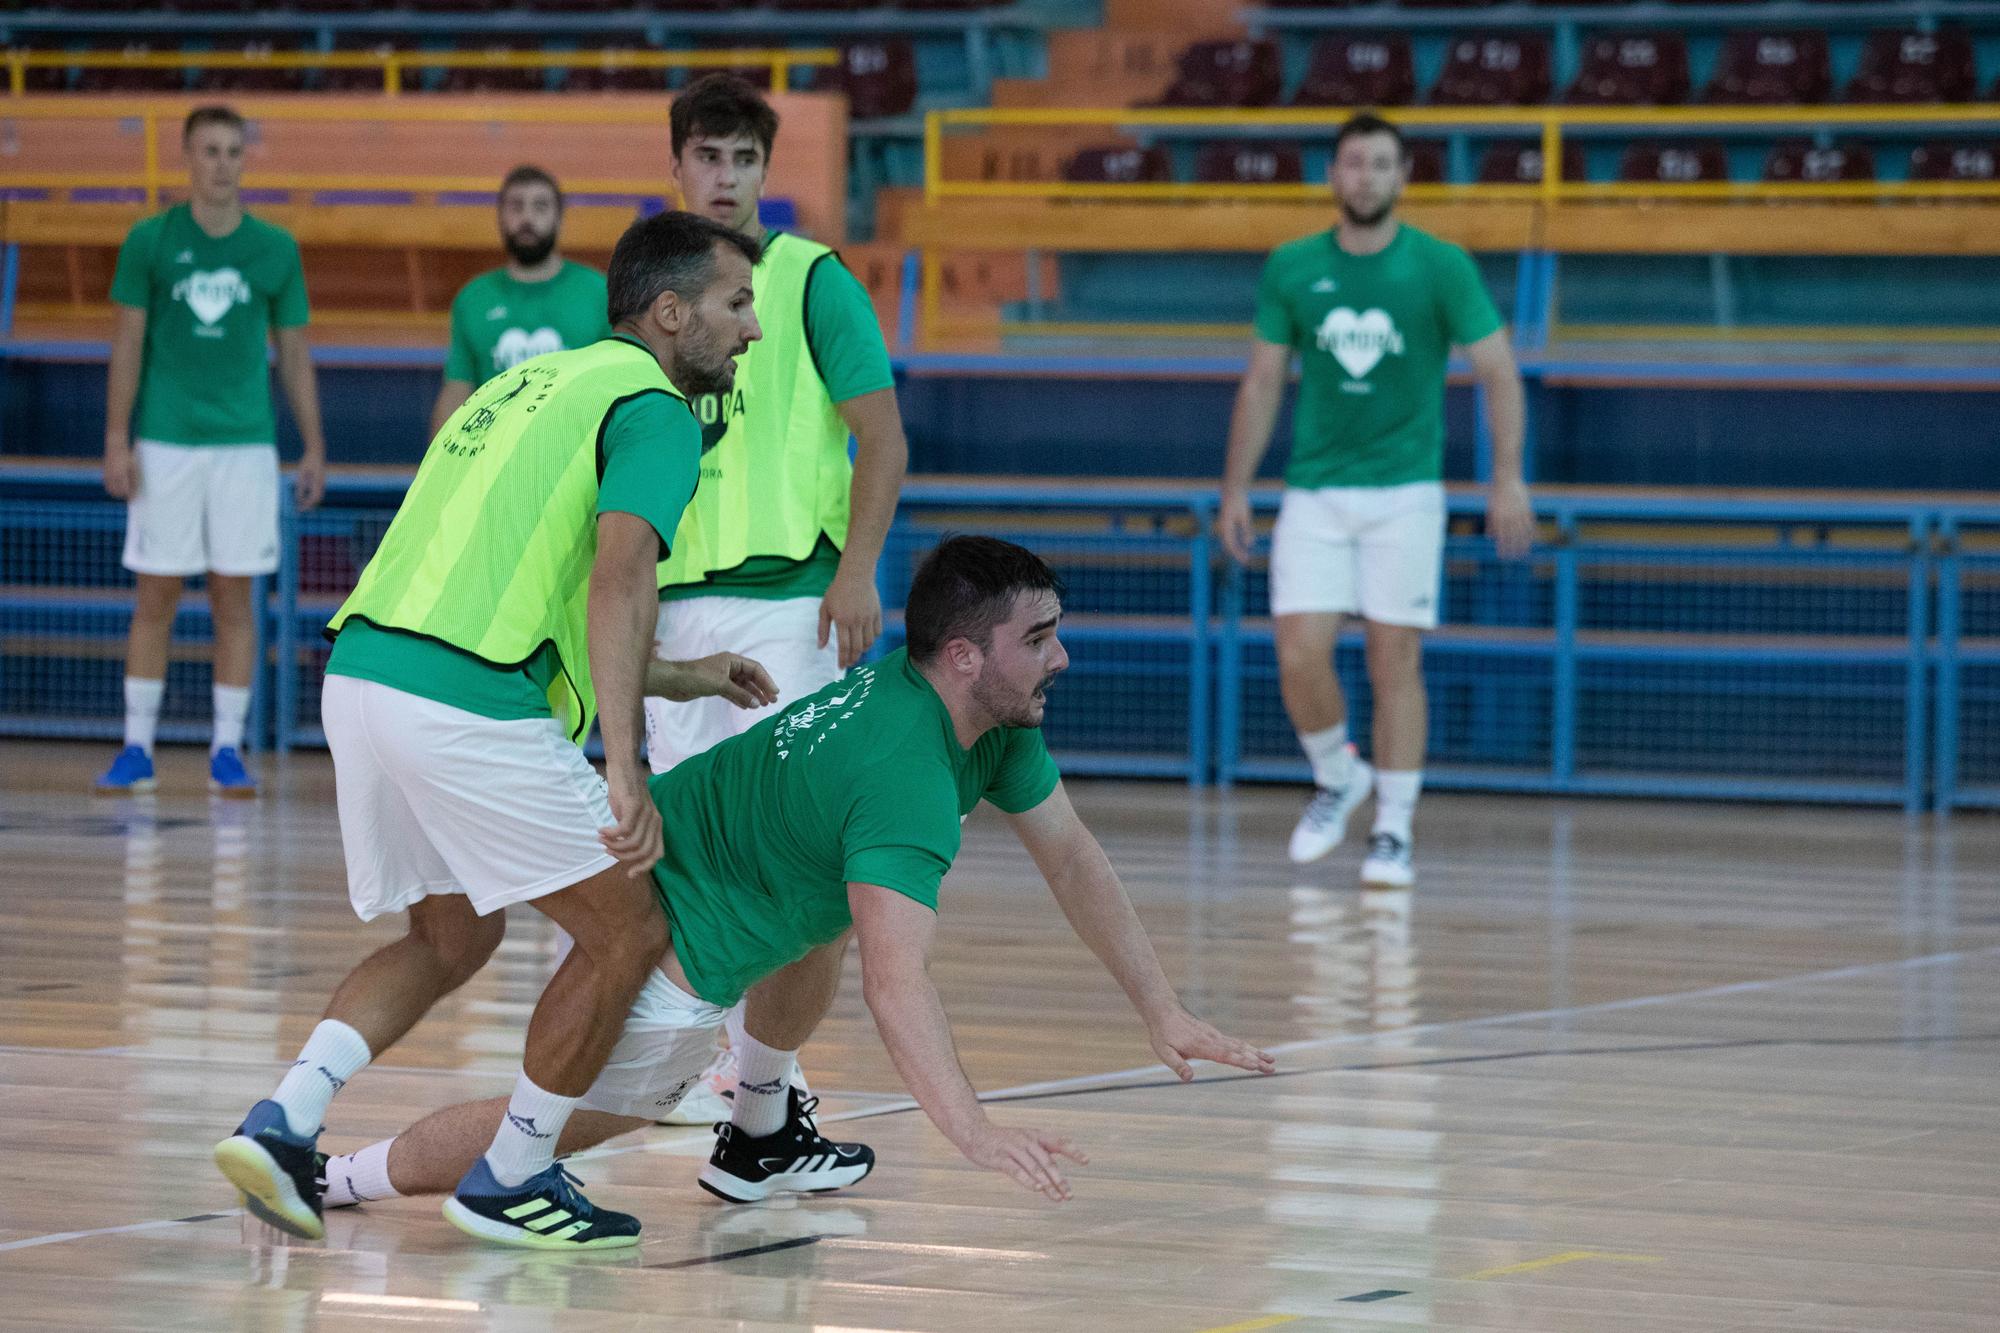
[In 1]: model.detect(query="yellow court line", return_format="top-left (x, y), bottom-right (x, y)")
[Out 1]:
top-left (1462, 1249), bottom-right (1663, 1281)
top-left (1195, 1317), bottom-right (1302, 1333)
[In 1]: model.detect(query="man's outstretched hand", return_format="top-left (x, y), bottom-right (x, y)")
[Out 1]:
top-left (1146, 1005), bottom-right (1277, 1082)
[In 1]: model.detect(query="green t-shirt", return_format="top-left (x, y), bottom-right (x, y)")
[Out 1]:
top-left (675, 239), bottom-right (894, 603)
top-left (110, 204), bottom-right (310, 446)
top-left (444, 261), bottom-right (611, 388)
top-left (1253, 224), bottom-right (1502, 489)
top-left (324, 385), bottom-right (701, 716)
top-left (649, 648), bottom-right (1060, 1005)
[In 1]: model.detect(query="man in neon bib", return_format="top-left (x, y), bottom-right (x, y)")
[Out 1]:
top-left (212, 211), bottom-right (769, 1252)
top-left (319, 537), bottom-right (1275, 1218)
top-left (648, 74), bottom-right (910, 1131)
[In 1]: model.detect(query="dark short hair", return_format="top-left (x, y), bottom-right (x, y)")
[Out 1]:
top-left (1333, 111), bottom-right (1405, 160)
top-left (183, 105), bottom-right (246, 144)
top-left (906, 536), bottom-right (1066, 664)
top-left (670, 73), bottom-right (780, 163)
top-left (605, 210), bottom-right (762, 326)
top-left (499, 164), bottom-right (563, 211)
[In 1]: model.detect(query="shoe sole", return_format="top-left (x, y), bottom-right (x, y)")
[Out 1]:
top-left (95, 779), bottom-right (157, 795)
top-left (1286, 763), bottom-right (1374, 865)
top-left (1360, 867), bottom-right (1415, 891)
top-left (209, 782), bottom-right (259, 800)
top-left (696, 1159), bottom-right (873, 1204)
top-left (653, 1085), bottom-right (733, 1127)
top-left (440, 1196), bottom-right (639, 1250)
top-left (213, 1135), bottom-right (324, 1240)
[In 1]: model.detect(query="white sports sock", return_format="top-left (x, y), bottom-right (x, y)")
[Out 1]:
top-left (323, 1137), bottom-right (400, 1208)
top-left (123, 676), bottom-right (165, 754)
top-left (1298, 722), bottom-right (1352, 791)
top-left (271, 1019), bottom-right (373, 1138)
top-left (728, 1026), bottom-right (798, 1139)
top-left (1372, 769), bottom-right (1424, 842)
top-left (212, 683), bottom-right (251, 754)
top-left (484, 1071), bottom-right (579, 1187)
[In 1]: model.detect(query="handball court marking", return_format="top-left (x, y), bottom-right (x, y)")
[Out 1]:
top-left (3, 942), bottom-right (1994, 1256)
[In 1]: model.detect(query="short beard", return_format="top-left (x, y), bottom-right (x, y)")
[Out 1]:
top-left (1339, 198), bottom-right (1396, 228)
top-left (668, 313), bottom-right (735, 398)
top-left (970, 667), bottom-right (1051, 730)
top-left (504, 229), bottom-right (557, 267)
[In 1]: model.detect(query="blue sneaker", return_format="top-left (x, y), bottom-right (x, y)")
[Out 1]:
top-left (443, 1158), bottom-right (640, 1251)
top-left (213, 1098), bottom-right (324, 1240)
top-left (94, 745), bottom-right (156, 795)
top-left (209, 746), bottom-right (258, 799)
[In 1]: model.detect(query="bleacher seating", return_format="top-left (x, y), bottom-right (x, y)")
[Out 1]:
top-left (1063, 145), bottom-right (1173, 184)
top-left (1477, 139), bottom-right (1586, 185)
top-left (1406, 139), bottom-right (1447, 184)
top-left (434, 38), bottom-right (546, 94)
top-left (1763, 140), bottom-right (1876, 183)
top-left (817, 39), bottom-right (920, 120)
top-left (1193, 141), bottom-right (1304, 184)
top-left (1293, 35), bottom-right (1416, 107)
top-left (189, 37), bottom-right (311, 95)
top-left (1908, 140), bottom-right (1999, 181)
top-left (1620, 139), bottom-right (1731, 183)
top-left (1155, 39), bottom-right (1284, 108)
top-left (1704, 30), bottom-right (1832, 104)
top-left (563, 48), bottom-right (669, 94)
top-left (1846, 29), bottom-right (1978, 104)
top-left (1430, 33), bottom-right (1552, 106)
top-left (1565, 33), bottom-right (1691, 106)
top-left (72, 40), bottom-right (182, 94)
top-left (320, 37), bottom-right (403, 94)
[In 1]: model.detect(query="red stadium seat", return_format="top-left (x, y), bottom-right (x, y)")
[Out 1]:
top-left (1476, 139), bottom-right (1586, 184)
top-left (563, 47), bottom-right (669, 93)
top-left (1062, 145), bottom-right (1174, 184)
top-left (1155, 39), bottom-right (1284, 108)
top-left (1763, 140), bottom-right (1875, 183)
top-left (1908, 140), bottom-right (2000, 181)
top-left (1565, 33), bottom-right (1690, 106)
top-left (191, 36), bottom-right (311, 93)
top-left (1704, 30), bottom-right (1832, 105)
top-left (1619, 140), bottom-right (1730, 183)
top-left (817, 39), bottom-right (919, 120)
top-left (1193, 142), bottom-right (1304, 184)
top-left (1845, 29), bottom-right (1977, 104)
top-left (1293, 35), bottom-right (1416, 107)
top-left (1430, 33), bottom-right (1552, 106)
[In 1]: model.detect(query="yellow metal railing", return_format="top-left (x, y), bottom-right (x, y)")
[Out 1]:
top-left (922, 104), bottom-right (2000, 206)
top-left (6, 46), bottom-right (835, 98)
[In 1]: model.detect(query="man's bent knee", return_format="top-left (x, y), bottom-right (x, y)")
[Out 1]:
top-left (407, 895), bottom-right (505, 987)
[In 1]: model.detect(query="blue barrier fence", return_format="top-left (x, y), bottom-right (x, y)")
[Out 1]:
top-left (4, 466), bottom-right (1995, 810)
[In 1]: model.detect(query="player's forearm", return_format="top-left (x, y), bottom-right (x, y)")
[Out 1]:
top-left (104, 331), bottom-right (143, 446)
top-left (587, 556), bottom-right (657, 773)
top-left (277, 340), bottom-right (327, 455)
top-left (1044, 844), bottom-right (1180, 1021)
top-left (1480, 365), bottom-right (1526, 486)
top-left (861, 964), bottom-right (990, 1147)
top-left (835, 414), bottom-right (907, 583)
top-left (1222, 375), bottom-right (1283, 493)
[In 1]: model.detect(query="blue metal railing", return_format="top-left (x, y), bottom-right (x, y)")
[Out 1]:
top-left (5, 467), bottom-right (1997, 810)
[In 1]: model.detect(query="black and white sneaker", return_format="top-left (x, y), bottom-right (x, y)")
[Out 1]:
top-left (698, 1089), bottom-right (875, 1203)
top-left (1360, 831), bottom-right (1415, 889)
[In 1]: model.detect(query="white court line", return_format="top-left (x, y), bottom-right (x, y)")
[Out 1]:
top-left (578, 941), bottom-right (2000, 1161)
top-left (6, 942), bottom-right (1996, 1251)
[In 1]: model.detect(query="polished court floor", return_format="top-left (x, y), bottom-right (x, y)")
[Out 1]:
top-left (2, 740), bottom-right (1998, 1331)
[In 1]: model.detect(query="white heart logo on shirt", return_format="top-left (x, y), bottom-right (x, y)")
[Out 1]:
top-left (493, 326), bottom-right (566, 371)
top-left (1316, 306), bottom-right (1405, 380)
top-left (174, 268), bottom-right (251, 326)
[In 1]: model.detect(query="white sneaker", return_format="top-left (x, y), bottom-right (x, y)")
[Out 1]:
top-left (653, 1047), bottom-right (816, 1126)
top-left (1360, 831), bottom-right (1415, 889)
top-left (1287, 753), bottom-right (1374, 864)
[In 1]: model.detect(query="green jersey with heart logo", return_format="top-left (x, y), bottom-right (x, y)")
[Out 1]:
top-left (444, 261), bottom-right (610, 389)
top-left (110, 204), bottom-right (311, 446)
top-left (1252, 223), bottom-right (1502, 489)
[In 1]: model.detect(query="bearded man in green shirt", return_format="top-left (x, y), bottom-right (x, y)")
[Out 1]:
top-left (317, 536), bottom-right (1274, 1224)
top-left (427, 165), bottom-right (612, 436)
top-left (1220, 112), bottom-right (1536, 891)
top-left (95, 105), bottom-right (329, 799)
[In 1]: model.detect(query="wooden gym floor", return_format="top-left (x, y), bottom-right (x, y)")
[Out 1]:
top-left (2, 740), bottom-right (1997, 1331)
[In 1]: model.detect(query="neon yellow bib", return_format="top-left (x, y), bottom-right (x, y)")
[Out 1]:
top-left (331, 337), bottom-right (684, 741)
top-left (659, 233), bottom-right (851, 589)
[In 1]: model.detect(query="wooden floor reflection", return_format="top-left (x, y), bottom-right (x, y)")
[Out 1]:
top-left (3, 741), bottom-right (1998, 1331)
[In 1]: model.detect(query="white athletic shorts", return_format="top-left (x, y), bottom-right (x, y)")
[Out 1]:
top-left (122, 440), bottom-right (281, 577)
top-left (322, 675), bottom-right (619, 922)
top-left (552, 932), bottom-right (729, 1119)
top-left (644, 594), bottom-right (841, 774)
top-left (1268, 481), bottom-right (1446, 629)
